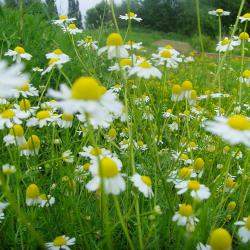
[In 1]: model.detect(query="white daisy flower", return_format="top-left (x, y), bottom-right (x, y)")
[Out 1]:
top-left (130, 173), bottom-right (154, 198)
top-left (172, 204), bottom-right (199, 231)
top-left (152, 49), bottom-right (182, 68)
top-left (86, 156), bottom-right (126, 195)
top-left (0, 60), bottom-right (29, 98)
top-left (196, 243), bottom-right (211, 250)
top-left (62, 23), bottom-right (83, 35)
top-left (235, 216), bottom-right (250, 243)
top-left (77, 36), bottom-right (98, 50)
top-left (205, 115), bottom-right (250, 147)
top-left (239, 70), bottom-right (250, 86)
top-left (216, 37), bottom-right (240, 53)
top-left (42, 57), bottom-right (70, 75)
top-left (52, 15), bottom-right (76, 26)
top-left (239, 13), bottom-right (250, 23)
top-left (57, 113), bottom-right (74, 128)
top-left (0, 109), bottom-right (25, 129)
top-left (13, 82), bottom-right (39, 98)
top-left (129, 60), bottom-right (162, 79)
top-left (62, 150), bottom-right (74, 163)
top-left (175, 180), bottom-right (211, 201)
top-left (21, 135), bottom-right (40, 157)
top-left (80, 146), bottom-right (112, 160)
top-left (208, 9), bottom-right (230, 16)
top-left (45, 235), bottom-right (76, 250)
top-left (119, 139), bottom-right (130, 150)
top-left (3, 124), bottom-right (26, 146)
top-left (0, 202), bottom-right (9, 222)
top-left (119, 12), bottom-right (142, 22)
top-left (2, 164), bottom-right (16, 175)
top-left (135, 140), bottom-right (148, 151)
top-left (26, 184), bottom-right (41, 206)
top-left (4, 46), bottom-right (32, 63)
top-left (167, 167), bottom-right (196, 185)
top-left (39, 194), bottom-right (56, 208)
top-left (124, 40), bottom-right (143, 50)
top-left (98, 33), bottom-right (129, 59)
top-left (46, 49), bottom-right (70, 62)
top-left (13, 99), bottom-right (38, 119)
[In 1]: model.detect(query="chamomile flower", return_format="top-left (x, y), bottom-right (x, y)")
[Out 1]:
top-left (239, 70), bottom-right (250, 86)
top-left (4, 46), bottom-right (32, 63)
top-left (45, 235), bottom-right (76, 250)
top-left (205, 115), bottom-right (250, 147)
top-left (86, 156), bottom-right (126, 195)
top-left (180, 80), bottom-right (193, 99)
top-left (135, 140), bottom-right (148, 151)
top-left (130, 173), bottom-right (154, 198)
top-left (235, 216), bottom-right (250, 243)
top-left (77, 36), bottom-right (98, 50)
top-left (98, 33), bottom-right (128, 59)
top-left (119, 139), bottom-right (130, 150)
top-left (52, 15), bottom-right (76, 26)
top-left (13, 99), bottom-right (38, 119)
top-left (0, 60), bottom-right (29, 98)
top-left (172, 204), bottom-right (199, 231)
top-left (167, 167), bottom-right (196, 185)
top-left (57, 113), bottom-right (74, 128)
top-left (124, 40), bottom-right (143, 50)
top-left (152, 49), bottom-right (182, 68)
top-left (26, 110), bottom-right (58, 128)
top-left (42, 57), bottom-right (70, 75)
top-left (62, 23), bottom-right (83, 35)
top-left (0, 202), bottom-right (9, 222)
top-left (171, 84), bottom-right (182, 102)
top-left (2, 164), bottom-right (16, 175)
top-left (46, 49), bottom-right (70, 62)
top-left (239, 13), bottom-right (250, 23)
top-left (21, 135), bottom-right (40, 156)
top-left (119, 12), bottom-right (142, 22)
top-left (216, 37), bottom-right (239, 52)
top-left (208, 9), bottom-right (230, 16)
top-left (62, 150), bottom-right (74, 163)
top-left (39, 194), bottom-right (55, 208)
top-left (3, 124), bottom-right (26, 146)
top-left (26, 183), bottom-right (41, 206)
top-left (129, 60), bottom-right (162, 79)
top-left (0, 109), bottom-right (23, 129)
top-left (172, 152), bottom-right (193, 165)
top-left (175, 180), bottom-right (211, 201)
top-left (32, 67), bottom-right (43, 72)
top-left (14, 82), bottom-right (39, 98)
top-left (80, 146), bottom-right (112, 160)
top-left (108, 58), bottom-right (133, 74)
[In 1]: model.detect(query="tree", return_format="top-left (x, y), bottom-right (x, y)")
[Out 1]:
top-left (68, 0), bottom-right (82, 27)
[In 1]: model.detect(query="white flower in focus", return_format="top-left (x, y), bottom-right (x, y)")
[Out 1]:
top-left (208, 9), bottom-right (230, 16)
top-left (45, 235), bottom-right (76, 250)
top-left (119, 12), bottom-right (142, 22)
top-left (4, 46), bottom-right (32, 63)
top-left (235, 216), bottom-right (250, 243)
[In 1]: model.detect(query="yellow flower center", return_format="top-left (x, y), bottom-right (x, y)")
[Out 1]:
top-left (180, 154), bottom-right (189, 160)
top-left (36, 110), bottom-right (50, 120)
top-left (71, 77), bottom-right (105, 100)
top-left (128, 12), bottom-right (135, 17)
top-left (239, 32), bottom-right (249, 40)
top-left (83, 163), bottom-right (91, 171)
top-left (191, 90), bottom-right (197, 99)
top-left (85, 36), bottom-right (93, 43)
top-left (137, 140), bottom-right (144, 147)
top-left (189, 141), bottom-right (197, 148)
top-left (14, 46), bottom-right (25, 54)
top-left (245, 216), bottom-right (250, 230)
top-left (127, 40), bottom-right (135, 45)
top-left (223, 146), bottom-right (230, 152)
top-left (59, 15), bottom-right (68, 20)
top-left (164, 45), bottom-right (173, 49)
top-left (139, 61), bottom-right (151, 69)
top-left (100, 157), bottom-right (119, 178)
top-left (1, 109), bottom-right (15, 119)
top-left (53, 236), bottom-right (67, 246)
top-left (108, 128), bottom-right (117, 139)
top-left (68, 23), bottom-right (76, 29)
top-left (19, 99), bottom-right (31, 111)
top-left (53, 49), bottom-right (63, 55)
top-left (9, 124), bottom-right (24, 137)
top-left (90, 147), bottom-right (102, 156)
top-left (209, 228), bottom-right (232, 250)
top-left (181, 80), bottom-right (193, 91)
top-left (243, 70), bottom-right (250, 78)
top-left (178, 167), bottom-right (191, 178)
top-left (26, 184), bottom-right (40, 198)
top-left (243, 13), bottom-right (250, 19)
top-left (226, 178), bottom-right (236, 189)
top-left (227, 201), bottom-right (236, 210)
top-left (48, 58), bottom-right (59, 66)
top-left (62, 113), bottom-right (73, 121)
top-left (187, 180), bottom-right (200, 190)
top-left (178, 204), bottom-right (192, 217)
top-left (221, 39), bottom-right (230, 45)
top-left (216, 9), bottom-right (224, 14)
top-left (106, 33), bottom-right (123, 46)
top-left (119, 58), bottom-right (132, 67)
top-left (194, 158), bottom-right (204, 171)
top-left (172, 84), bottom-right (182, 95)
top-left (18, 82), bottom-right (30, 92)
top-left (227, 115), bottom-right (250, 130)
top-left (161, 50), bottom-right (172, 58)
top-left (27, 135), bottom-right (40, 150)
top-left (141, 176), bottom-right (152, 186)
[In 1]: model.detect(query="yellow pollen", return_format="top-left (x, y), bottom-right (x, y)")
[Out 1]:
top-left (239, 32), bottom-right (249, 40)
top-left (245, 216), bottom-right (250, 230)
top-left (27, 135), bottom-right (40, 150)
top-left (178, 167), bottom-right (191, 178)
top-left (18, 82), bottom-right (30, 92)
top-left (26, 184), bottom-right (40, 198)
top-left (141, 176), bottom-right (152, 186)
top-left (216, 9), bottom-right (224, 14)
top-left (243, 70), bottom-right (250, 78)
top-left (71, 77), bottom-right (105, 100)
top-left (172, 84), bottom-right (182, 95)
top-left (14, 46), bottom-right (25, 54)
top-left (221, 39), bottom-right (230, 45)
top-left (243, 13), bottom-right (250, 19)
top-left (139, 61), bottom-right (151, 69)
top-left (209, 228), bottom-right (232, 250)
top-left (53, 236), bottom-right (67, 247)
top-left (59, 15), bottom-right (68, 20)
top-left (108, 128), bottom-right (117, 139)
top-left (48, 58), bottom-right (59, 66)
top-left (9, 124), bottom-right (24, 137)
top-left (1, 109), bottom-right (15, 119)
top-left (100, 157), bottom-right (119, 178)
top-left (53, 49), bottom-right (63, 55)
top-left (119, 58), bottom-right (132, 67)
top-left (227, 201), bottom-right (236, 210)
top-left (128, 12), bottom-right (135, 17)
top-left (178, 204), bottom-right (192, 217)
top-left (36, 110), bottom-right (50, 120)
top-left (68, 23), bottom-right (77, 29)
top-left (83, 163), bottom-right (91, 171)
top-left (62, 113), bottom-right (73, 121)
top-left (90, 147), bottom-right (102, 156)
top-left (187, 180), bottom-right (200, 190)
top-left (161, 50), bottom-right (172, 58)
top-left (85, 36), bottom-right (93, 43)
top-left (19, 99), bottom-right (31, 111)
top-left (106, 33), bottom-right (123, 46)
top-left (227, 115), bottom-right (250, 130)
top-left (181, 80), bottom-right (193, 91)
top-left (164, 45), bottom-right (173, 49)
top-left (194, 158), bottom-right (205, 171)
